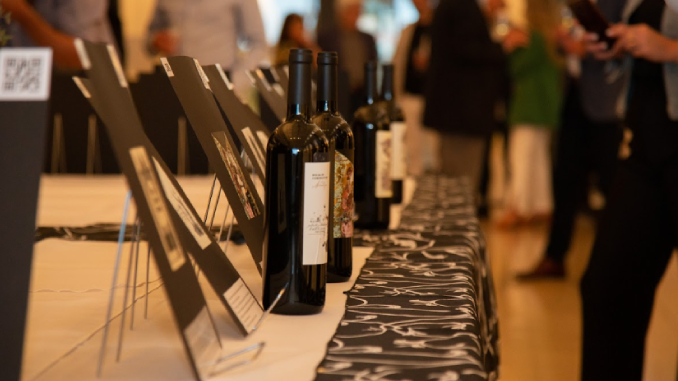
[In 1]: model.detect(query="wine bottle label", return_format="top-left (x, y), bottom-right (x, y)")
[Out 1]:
top-left (152, 158), bottom-right (212, 250)
top-left (333, 150), bottom-right (354, 238)
top-left (212, 132), bottom-right (261, 219)
top-left (129, 146), bottom-right (185, 271)
top-left (390, 121), bottom-right (407, 180)
top-left (375, 130), bottom-right (393, 198)
top-left (303, 162), bottom-right (330, 265)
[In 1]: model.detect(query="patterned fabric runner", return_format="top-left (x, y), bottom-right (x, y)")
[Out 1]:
top-left (315, 176), bottom-right (499, 381)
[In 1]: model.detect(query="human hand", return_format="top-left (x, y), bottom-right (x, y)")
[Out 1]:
top-left (557, 26), bottom-right (586, 57)
top-left (152, 30), bottom-right (177, 55)
top-left (616, 23), bottom-right (678, 63)
top-left (502, 27), bottom-right (529, 53)
top-left (583, 23), bottom-right (626, 60)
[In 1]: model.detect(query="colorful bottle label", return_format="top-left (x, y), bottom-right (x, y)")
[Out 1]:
top-left (375, 130), bottom-right (393, 198)
top-left (303, 161), bottom-right (330, 265)
top-left (333, 150), bottom-right (354, 238)
top-left (390, 121), bottom-right (406, 181)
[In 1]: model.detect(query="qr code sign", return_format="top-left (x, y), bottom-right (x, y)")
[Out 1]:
top-left (0, 48), bottom-right (52, 101)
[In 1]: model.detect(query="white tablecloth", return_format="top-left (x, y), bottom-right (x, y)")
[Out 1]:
top-left (23, 175), bottom-right (407, 381)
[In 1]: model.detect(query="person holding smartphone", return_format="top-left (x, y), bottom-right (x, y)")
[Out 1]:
top-left (581, 0), bottom-right (678, 379)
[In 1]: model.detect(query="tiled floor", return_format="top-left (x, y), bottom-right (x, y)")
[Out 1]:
top-left (481, 215), bottom-right (678, 381)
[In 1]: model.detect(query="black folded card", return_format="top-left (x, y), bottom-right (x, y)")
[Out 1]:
top-left (160, 57), bottom-right (267, 274)
top-left (73, 41), bottom-right (264, 379)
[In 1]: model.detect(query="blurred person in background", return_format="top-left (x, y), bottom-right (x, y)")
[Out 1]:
top-left (497, 0), bottom-right (569, 228)
top-left (318, 0), bottom-right (377, 116)
top-left (518, 0), bottom-right (626, 279)
top-left (274, 13), bottom-right (320, 66)
top-left (147, 0), bottom-right (268, 97)
top-left (1, 0), bottom-right (115, 69)
top-left (581, 0), bottom-right (678, 378)
top-left (424, 0), bottom-right (522, 194)
top-left (393, 0), bottom-right (439, 176)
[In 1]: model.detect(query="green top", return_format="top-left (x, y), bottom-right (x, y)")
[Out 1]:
top-left (508, 31), bottom-right (563, 129)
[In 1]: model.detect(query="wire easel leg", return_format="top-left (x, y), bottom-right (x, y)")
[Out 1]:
top-left (144, 244), bottom-right (151, 320)
top-left (115, 215), bottom-right (140, 362)
top-left (203, 174), bottom-right (218, 224)
top-left (130, 221), bottom-right (142, 330)
top-left (96, 191), bottom-right (132, 378)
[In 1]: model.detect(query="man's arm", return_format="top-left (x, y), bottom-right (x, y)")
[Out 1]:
top-left (2, 0), bottom-right (81, 69)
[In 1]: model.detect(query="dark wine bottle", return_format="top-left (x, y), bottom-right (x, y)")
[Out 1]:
top-left (353, 61), bottom-right (391, 230)
top-left (380, 64), bottom-right (405, 204)
top-left (311, 51), bottom-right (354, 283)
top-left (263, 49), bottom-right (331, 315)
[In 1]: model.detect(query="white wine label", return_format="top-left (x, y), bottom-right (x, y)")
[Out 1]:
top-left (0, 48), bottom-right (53, 101)
top-left (215, 63), bottom-right (233, 89)
top-left (223, 279), bottom-right (263, 333)
top-left (375, 130), bottom-right (393, 198)
top-left (74, 39), bottom-right (91, 70)
top-left (183, 307), bottom-right (221, 379)
top-left (256, 130), bottom-right (269, 151)
top-left (194, 59), bottom-right (210, 90)
top-left (160, 57), bottom-right (174, 77)
top-left (272, 83), bottom-right (285, 97)
top-left (303, 162), bottom-right (330, 265)
top-left (129, 146), bottom-right (185, 271)
top-left (390, 121), bottom-right (407, 180)
top-left (242, 127), bottom-right (266, 173)
top-left (255, 69), bottom-right (272, 91)
top-left (212, 132), bottom-right (262, 219)
top-left (151, 158), bottom-right (212, 249)
top-left (107, 45), bottom-right (127, 88)
top-left (72, 77), bottom-right (91, 99)
top-left (333, 151), bottom-right (354, 238)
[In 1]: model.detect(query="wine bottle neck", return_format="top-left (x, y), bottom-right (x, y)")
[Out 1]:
top-left (287, 59), bottom-right (312, 119)
top-left (365, 70), bottom-right (377, 105)
top-left (381, 64), bottom-right (395, 102)
top-left (317, 61), bottom-right (338, 113)
top-left (316, 100), bottom-right (337, 113)
top-left (287, 104), bottom-right (311, 118)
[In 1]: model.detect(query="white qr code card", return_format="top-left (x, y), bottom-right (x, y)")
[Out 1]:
top-left (0, 48), bottom-right (52, 101)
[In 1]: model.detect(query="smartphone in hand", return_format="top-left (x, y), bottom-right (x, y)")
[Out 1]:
top-left (568, 0), bottom-right (616, 48)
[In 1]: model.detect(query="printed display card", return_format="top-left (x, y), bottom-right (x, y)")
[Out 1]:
top-left (375, 130), bottom-right (393, 198)
top-left (303, 162), bottom-right (331, 265)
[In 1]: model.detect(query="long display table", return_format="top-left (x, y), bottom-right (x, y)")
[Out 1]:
top-left (23, 175), bottom-right (497, 381)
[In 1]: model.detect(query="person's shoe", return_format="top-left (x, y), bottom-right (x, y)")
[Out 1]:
top-left (516, 257), bottom-right (565, 280)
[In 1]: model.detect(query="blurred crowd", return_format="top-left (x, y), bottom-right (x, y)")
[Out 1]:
top-left (3, 0), bottom-right (678, 379)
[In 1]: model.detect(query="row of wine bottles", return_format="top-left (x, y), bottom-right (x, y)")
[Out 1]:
top-left (262, 49), bottom-right (407, 315)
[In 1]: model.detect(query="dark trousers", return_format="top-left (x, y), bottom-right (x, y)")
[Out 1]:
top-left (546, 84), bottom-right (622, 262)
top-left (580, 83), bottom-right (678, 380)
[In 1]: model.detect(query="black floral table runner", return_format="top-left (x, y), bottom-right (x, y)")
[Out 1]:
top-left (315, 176), bottom-right (499, 381)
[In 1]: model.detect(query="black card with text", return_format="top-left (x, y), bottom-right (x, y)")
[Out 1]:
top-left (0, 47), bottom-right (52, 381)
top-left (160, 57), bottom-right (266, 274)
top-left (74, 42), bottom-right (264, 373)
top-left (250, 69), bottom-right (285, 123)
top-left (201, 64), bottom-right (269, 179)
